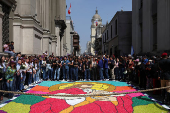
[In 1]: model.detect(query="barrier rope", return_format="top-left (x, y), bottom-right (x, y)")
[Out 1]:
top-left (0, 86), bottom-right (170, 97)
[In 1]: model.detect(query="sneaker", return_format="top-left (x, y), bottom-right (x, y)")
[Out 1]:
top-left (88, 79), bottom-right (91, 81)
top-left (106, 79), bottom-right (109, 81)
top-left (62, 79), bottom-right (66, 81)
top-left (24, 85), bottom-right (28, 89)
top-left (84, 79), bottom-right (87, 81)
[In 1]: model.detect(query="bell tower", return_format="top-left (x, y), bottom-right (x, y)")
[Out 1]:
top-left (90, 8), bottom-right (102, 55)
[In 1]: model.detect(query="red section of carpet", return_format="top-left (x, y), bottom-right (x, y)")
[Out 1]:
top-left (30, 98), bottom-right (70, 113)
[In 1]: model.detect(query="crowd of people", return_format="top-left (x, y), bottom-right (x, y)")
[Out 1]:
top-left (0, 42), bottom-right (170, 105)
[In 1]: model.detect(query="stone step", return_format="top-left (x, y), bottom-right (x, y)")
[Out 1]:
top-left (0, 52), bottom-right (9, 57)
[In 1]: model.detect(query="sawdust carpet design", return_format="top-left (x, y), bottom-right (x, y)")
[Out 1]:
top-left (0, 81), bottom-right (169, 113)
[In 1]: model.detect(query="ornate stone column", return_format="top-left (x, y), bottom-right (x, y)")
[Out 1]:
top-left (46, 0), bottom-right (50, 31)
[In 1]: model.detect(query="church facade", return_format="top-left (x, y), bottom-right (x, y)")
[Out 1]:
top-left (0, 0), bottom-right (67, 56)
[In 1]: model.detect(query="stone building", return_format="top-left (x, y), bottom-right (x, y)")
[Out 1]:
top-left (66, 16), bottom-right (74, 55)
top-left (73, 33), bottom-right (80, 56)
top-left (132, 0), bottom-right (170, 55)
top-left (86, 41), bottom-right (91, 55)
top-left (95, 25), bottom-right (105, 55)
top-left (102, 11), bottom-right (132, 56)
top-left (0, 0), bottom-right (16, 53)
top-left (0, 0), bottom-right (67, 56)
top-left (90, 9), bottom-right (102, 55)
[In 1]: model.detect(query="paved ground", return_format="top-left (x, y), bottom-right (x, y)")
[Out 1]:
top-left (0, 81), bottom-right (169, 113)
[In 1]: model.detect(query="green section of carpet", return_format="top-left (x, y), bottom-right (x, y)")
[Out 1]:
top-left (132, 96), bottom-right (156, 107)
top-left (0, 102), bottom-right (31, 113)
top-left (133, 103), bottom-right (169, 113)
top-left (13, 95), bottom-right (45, 105)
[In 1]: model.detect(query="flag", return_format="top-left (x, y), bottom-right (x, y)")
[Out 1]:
top-left (96, 21), bottom-right (98, 26)
top-left (68, 3), bottom-right (71, 15)
top-left (131, 45), bottom-right (134, 56)
top-left (94, 19), bottom-right (98, 26)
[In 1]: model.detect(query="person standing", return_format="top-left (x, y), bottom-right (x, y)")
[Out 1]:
top-left (74, 58), bottom-right (79, 81)
top-left (104, 55), bottom-right (109, 81)
top-left (98, 57), bottom-right (104, 81)
top-left (62, 56), bottom-right (70, 81)
top-left (5, 61), bottom-right (16, 98)
top-left (78, 59), bottom-right (83, 81)
top-left (84, 58), bottom-right (91, 81)
top-left (20, 58), bottom-right (26, 90)
top-left (41, 57), bottom-right (46, 80)
top-left (29, 58), bottom-right (34, 84)
top-left (56, 57), bottom-right (61, 81)
top-left (39, 56), bottom-right (43, 80)
top-left (159, 53), bottom-right (170, 104)
top-left (128, 58), bottom-right (134, 82)
top-left (119, 57), bottom-right (125, 81)
top-left (145, 60), bottom-right (152, 89)
top-left (46, 56), bottom-right (52, 80)
top-left (16, 59), bottom-right (22, 91)
top-left (109, 57), bottom-right (115, 80)
top-left (25, 58), bottom-right (30, 87)
top-left (92, 58), bottom-right (97, 81)
top-left (151, 58), bottom-right (160, 95)
top-left (34, 59), bottom-right (40, 83)
top-left (114, 58), bottom-right (119, 80)
top-left (69, 57), bottom-right (74, 81)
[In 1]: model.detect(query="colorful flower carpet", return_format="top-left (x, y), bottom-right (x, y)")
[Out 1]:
top-left (0, 81), bottom-right (169, 113)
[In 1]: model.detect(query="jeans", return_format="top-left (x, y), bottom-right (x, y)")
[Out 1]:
top-left (16, 74), bottom-right (21, 91)
top-left (99, 68), bottom-right (104, 80)
top-left (92, 67), bottom-right (97, 81)
top-left (6, 81), bottom-right (13, 97)
top-left (4, 51), bottom-right (15, 56)
top-left (70, 68), bottom-right (74, 80)
top-left (50, 68), bottom-right (53, 79)
top-left (110, 68), bottom-right (115, 80)
top-left (21, 73), bottom-right (26, 90)
top-left (63, 68), bottom-right (69, 80)
top-left (114, 67), bottom-right (120, 80)
top-left (13, 76), bottom-right (17, 91)
top-left (85, 69), bottom-right (90, 80)
top-left (119, 68), bottom-right (125, 79)
top-left (42, 69), bottom-right (46, 80)
top-left (36, 70), bottom-right (40, 82)
top-left (54, 68), bottom-right (56, 80)
top-left (47, 69), bottom-right (51, 79)
top-left (56, 68), bottom-right (60, 80)
top-left (104, 68), bottom-right (109, 79)
top-left (0, 81), bottom-right (4, 96)
top-left (29, 74), bottom-right (33, 85)
top-left (74, 67), bottom-right (78, 80)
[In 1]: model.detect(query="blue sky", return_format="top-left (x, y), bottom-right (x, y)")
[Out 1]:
top-left (66, 0), bottom-right (132, 53)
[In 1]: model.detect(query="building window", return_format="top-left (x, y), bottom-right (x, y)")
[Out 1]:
top-left (115, 20), bottom-right (118, 35)
top-left (107, 30), bottom-right (108, 40)
top-left (111, 25), bottom-right (112, 38)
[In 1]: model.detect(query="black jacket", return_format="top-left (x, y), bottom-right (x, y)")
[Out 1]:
top-left (159, 59), bottom-right (170, 80)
